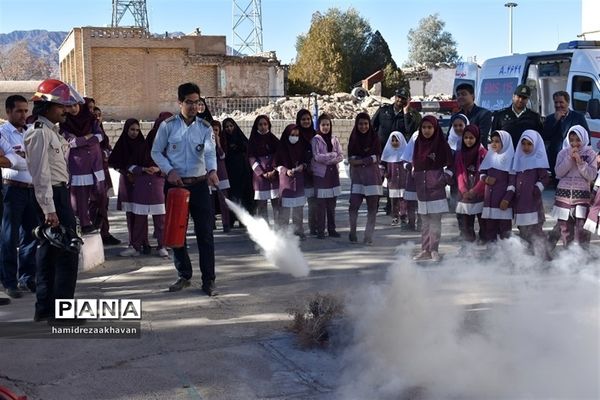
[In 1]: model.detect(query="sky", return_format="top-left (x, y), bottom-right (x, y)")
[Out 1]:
top-left (0, 0), bottom-right (583, 65)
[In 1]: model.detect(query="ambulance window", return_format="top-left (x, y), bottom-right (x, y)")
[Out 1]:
top-left (479, 78), bottom-right (519, 111)
top-left (572, 76), bottom-right (599, 113)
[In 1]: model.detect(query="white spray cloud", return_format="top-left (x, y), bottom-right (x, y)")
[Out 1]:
top-left (225, 199), bottom-right (310, 278)
top-left (338, 239), bottom-right (600, 399)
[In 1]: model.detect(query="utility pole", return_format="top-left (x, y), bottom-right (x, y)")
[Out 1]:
top-left (504, 2), bottom-right (518, 54)
top-left (232, 0), bottom-right (263, 55)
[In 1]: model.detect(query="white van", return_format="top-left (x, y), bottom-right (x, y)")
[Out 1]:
top-left (453, 61), bottom-right (480, 95)
top-left (476, 40), bottom-right (600, 148)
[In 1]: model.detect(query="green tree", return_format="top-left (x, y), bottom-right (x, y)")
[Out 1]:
top-left (363, 30), bottom-right (397, 76)
top-left (381, 63), bottom-right (409, 98)
top-left (289, 8), bottom-right (398, 94)
top-left (288, 11), bottom-right (349, 94)
top-left (405, 14), bottom-right (459, 67)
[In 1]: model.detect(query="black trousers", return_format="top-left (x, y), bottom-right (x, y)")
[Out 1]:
top-left (35, 184), bottom-right (79, 318)
top-left (166, 180), bottom-right (215, 284)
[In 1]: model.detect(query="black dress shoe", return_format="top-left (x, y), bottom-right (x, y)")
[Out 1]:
top-left (349, 233), bottom-right (358, 243)
top-left (18, 280), bottom-right (36, 293)
top-left (168, 277), bottom-right (191, 292)
top-left (316, 232), bottom-right (326, 239)
top-left (33, 311), bottom-right (49, 321)
top-left (81, 225), bottom-right (99, 235)
top-left (5, 288), bottom-right (22, 299)
top-left (202, 281), bottom-right (218, 296)
top-left (0, 297), bottom-right (10, 306)
top-left (294, 232), bottom-right (306, 241)
top-left (142, 244), bottom-right (152, 255)
top-left (102, 235), bottom-right (122, 245)
top-left (328, 230), bottom-right (341, 238)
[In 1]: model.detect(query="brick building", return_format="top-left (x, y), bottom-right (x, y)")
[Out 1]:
top-left (58, 27), bottom-right (286, 120)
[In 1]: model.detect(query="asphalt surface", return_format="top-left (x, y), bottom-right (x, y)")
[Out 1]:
top-left (0, 174), bottom-right (597, 400)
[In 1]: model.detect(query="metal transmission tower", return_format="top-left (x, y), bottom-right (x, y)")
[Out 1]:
top-left (232, 0), bottom-right (263, 55)
top-left (112, 0), bottom-right (150, 31)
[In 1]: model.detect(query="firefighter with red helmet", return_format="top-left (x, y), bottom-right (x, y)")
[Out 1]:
top-left (24, 79), bottom-right (84, 323)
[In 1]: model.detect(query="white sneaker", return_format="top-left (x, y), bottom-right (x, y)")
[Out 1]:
top-left (431, 251), bottom-right (441, 262)
top-left (120, 247), bottom-right (140, 257)
top-left (412, 250), bottom-right (432, 261)
top-left (157, 248), bottom-right (169, 258)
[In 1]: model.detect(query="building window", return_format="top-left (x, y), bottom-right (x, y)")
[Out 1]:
top-left (572, 75), bottom-right (600, 113)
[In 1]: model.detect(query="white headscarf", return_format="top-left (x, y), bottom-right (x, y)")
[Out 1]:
top-left (447, 113), bottom-right (470, 151)
top-left (562, 124), bottom-right (590, 150)
top-left (512, 129), bottom-right (549, 172)
top-left (479, 130), bottom-right (515, 172)
top-left (381, 131), bottom-right (407, 163)
top-left (400, 131), bottom-right (419, 163)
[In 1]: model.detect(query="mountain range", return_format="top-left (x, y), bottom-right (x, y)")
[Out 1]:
top-left (0, 29), bottom-right (244, 80)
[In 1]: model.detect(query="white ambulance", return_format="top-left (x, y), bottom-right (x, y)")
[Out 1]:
top-left (476, 40), bottom-right (600, 148)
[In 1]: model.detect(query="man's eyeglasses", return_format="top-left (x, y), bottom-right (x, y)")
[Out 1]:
top-left (183, 100), bottom-right (201, 106)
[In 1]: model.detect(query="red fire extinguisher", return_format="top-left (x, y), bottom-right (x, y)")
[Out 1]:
top-left (164, 187), bottom-right (190, 248)
top-left (0, 385), bottom-right (27, 400)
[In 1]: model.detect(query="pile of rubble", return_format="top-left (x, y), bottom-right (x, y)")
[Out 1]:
top-left (214, 92), bottom-right (452, 121)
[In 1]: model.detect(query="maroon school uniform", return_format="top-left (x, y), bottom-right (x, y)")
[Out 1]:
top-left (480, 130), bottom-right (515, 241)
top-left (311, 126), bottom-right (343, 236)
top-left (412, 116), bottom-right (453, 256)
top-left (274, 124), bottom-right (312, 236)
top-left (296, 109), bottom-right (318, 234)
top-left (347, 113), bottom-right (382, 243)
top-left (60, 107), bottom-right (106, 229)
top-left (248, 116), bottom-right (280, 223)
top-left (400, 132), bottom-right (419, 228)
top-left (454, 125), bottom-right (487, 242)
top-left (512, 130), bottom-right (551, 259)
top-left (109, 119), bottom-right (165, 251)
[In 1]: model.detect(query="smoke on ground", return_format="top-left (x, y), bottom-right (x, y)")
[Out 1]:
top-left (225, 199), bottom-right (310, 278)
top-left (338, 238), bottom-right (600, 399)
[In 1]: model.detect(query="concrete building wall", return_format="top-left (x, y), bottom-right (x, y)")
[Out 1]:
top-left (0, 81), bottom-right (41, 119)
top-left (222, 64), bottom-right (270, 97)
top-left (409, 67), bottom-right (456, 97)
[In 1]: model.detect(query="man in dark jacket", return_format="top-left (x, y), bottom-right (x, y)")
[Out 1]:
top-left (455, 83), bottom-right (492, 146)
top-left (372, 88), bottom-right (421, 147)
top-left (491, 84), bottom-right (544, 148)
top-left (542, 90), bottom-right (589, 174)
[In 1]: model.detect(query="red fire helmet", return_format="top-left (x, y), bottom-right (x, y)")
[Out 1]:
top-left (31, 79), bottom-right (84, 105)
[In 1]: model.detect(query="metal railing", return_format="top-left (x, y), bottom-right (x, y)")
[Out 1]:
top-left (204, 95), bottom-right (316, 117)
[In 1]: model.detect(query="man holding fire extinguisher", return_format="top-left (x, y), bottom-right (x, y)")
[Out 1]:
top-left (151, 82), bottom-right (219, 296)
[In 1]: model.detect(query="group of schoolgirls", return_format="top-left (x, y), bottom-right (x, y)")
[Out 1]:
top-left (381, 111), bottom-right (600, 262)
top-left (108, 114), bottom-right (172, 258)
top-left (109, 106), bottom-right (600, 262)
top-left (246, 111), bottom-right (390, 244)
top-left (107, 99), bottom-right (249, 258)
top-left (244, 111), bottom-right (344, 240)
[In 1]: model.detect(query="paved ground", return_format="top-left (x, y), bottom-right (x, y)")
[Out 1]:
top-left (0, 174), bottom-right (598, 400)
